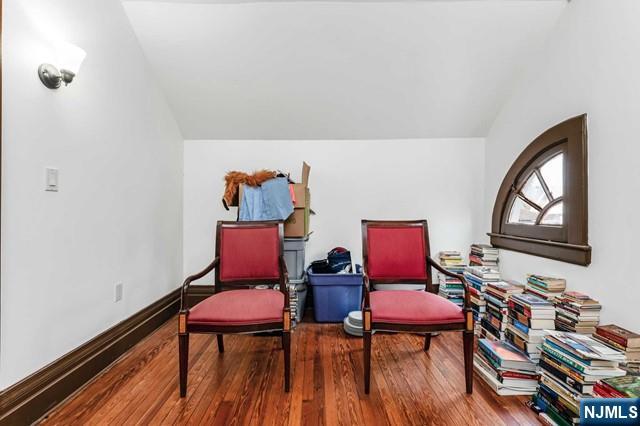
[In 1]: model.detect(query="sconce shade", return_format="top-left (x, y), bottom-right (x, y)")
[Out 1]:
top-left (56, 42), bottom-right (86, 75)
top-left (38, 42), bottom-right (86, 89)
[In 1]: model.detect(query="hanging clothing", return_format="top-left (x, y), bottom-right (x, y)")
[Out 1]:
top-left (239, 177), bottom-right (294, 221)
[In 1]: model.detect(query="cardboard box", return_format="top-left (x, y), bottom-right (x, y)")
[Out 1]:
top-left (284, 188), bottom-right (310, 237)
top-left (291, 162), bottom-right (310, 208)
top-left (284, 162), bottom-right (311, 237)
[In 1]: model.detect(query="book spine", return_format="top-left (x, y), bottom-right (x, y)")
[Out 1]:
top-left (541, 354), bottom-right (585, 383)
top-left (593, 383), bottom-right (614, 398)
top-left (539, 359), bottom-right (586, 394)
top-left (538, 386), bottom-right (579, 425)
top-left (480, 318), bottom-right (502, 340)
top-left (510, 317), bottom-right (530, 335)
top-left (542, 344), bottom-right (587, 373)
top-left (487, 314), bottom-right (503, 330)
top-left (510, 311), bottom-right (532, 327)
top-left (528, 277), bottom-right (549, 288)
top-left (505, 330), bottom-right (532, 354)
top-left (594, 382), bottom-right (626, 398)
top-left (596, 328), bottom-right (628, 347)
top-left (486, 306), bottom-right (504, 320)
top-left (598, 381), bottom-right (627, 398)
top-left (593, 334), bottom-right (627, 352)
top-left (478, 342), bottom-right (504, 367)
top-left (500, 370), bottom-right (539, 380)
top-left (508, 301), bottom-right (531, 318)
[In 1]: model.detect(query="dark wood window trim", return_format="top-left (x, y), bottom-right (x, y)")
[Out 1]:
top-left (488, 115), bottom-right (591, 266)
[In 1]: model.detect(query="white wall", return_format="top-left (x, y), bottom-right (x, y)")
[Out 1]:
top-left (482, 0), bottom-right (640, 331)
top-left (184, 139), bottom-right (485, 277)
top-left (1, 0), bottom-right (183, 388)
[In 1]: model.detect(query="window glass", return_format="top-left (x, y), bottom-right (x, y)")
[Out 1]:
top-left (540, 153), bottom-right (563, 198)
top-left (522, 173), bottom-right (549, 207)
top-left (540, 202), bottom-right (563, 225)
top-left (508, 196), bottom-right (539, 225)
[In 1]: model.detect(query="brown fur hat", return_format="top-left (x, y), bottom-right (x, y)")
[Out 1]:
top-left (223, 169), bottom-right (277, 209)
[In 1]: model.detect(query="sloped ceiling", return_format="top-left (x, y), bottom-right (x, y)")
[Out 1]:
top-left (122, 0), bottom-right (566, 139)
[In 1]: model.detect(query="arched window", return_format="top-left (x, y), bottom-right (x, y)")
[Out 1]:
top-left (489, 115), bottom-right (591, 265)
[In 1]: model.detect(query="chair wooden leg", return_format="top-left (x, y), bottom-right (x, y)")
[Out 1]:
top-left (363, 330), bottom-right (372, 394)
top-left (283, 331), bottom-right (291, 392)
top-left (281, 331), bottom-right (285, 350)
top-left (179, 333), bottom-right (189, 397)
top-left (217, 334), bottom-right (224, 353)
top-left (423, 333), bottom-right (432, 352)
top-left (463, 331), bottom-right (474, 394)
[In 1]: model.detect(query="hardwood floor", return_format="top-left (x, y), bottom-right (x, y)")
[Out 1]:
top-left (40, 317), bottom-right (540, 425)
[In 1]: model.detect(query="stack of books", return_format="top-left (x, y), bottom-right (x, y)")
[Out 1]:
top-left (532, 331), bottom-right (626, 426)
top-left (464, 266), bottom-right (501, 323)
top-left (438, 250), bottom-right (465, 268)
top-left (525, 274), bottom-right (566, 301)
top-left (506, 293), bottom-right (556, 361)
top-left (480, 280), bottom-right (525, 341)
top-left (473, 339), bottom-right (539, 396)
top-left (554, 291), bottom-right (602, 334)
top-left (594, 324), bottom-right (640, 375)
top-left (437, 251), bottom-right (466, 307)
top-left (469, 244), bottom-right (499, 267)
top-left (593, 376), bottom-right (640, 398)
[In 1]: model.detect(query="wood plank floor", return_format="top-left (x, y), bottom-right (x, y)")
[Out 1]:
top-left (40, 317), bottom-right (541, 425)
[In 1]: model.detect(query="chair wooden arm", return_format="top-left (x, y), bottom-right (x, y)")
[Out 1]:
top-left (180, 257), bottom-right (219, 311)
top-left (279, 256), bottom-right (290, 307)
top-left (361, 271), bottom-right (372, 332)
top-left (279, 256), bottom-right (292, 330)
top-left (426, 255), bottom-right (471, 311)
top-left (362, 272), bottom-right (371, 309)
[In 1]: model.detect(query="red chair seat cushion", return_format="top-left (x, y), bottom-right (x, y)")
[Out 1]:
top-left (370, 290), bottom-right (464, 325)
top-left (188, 289), bottom-right (284, 326)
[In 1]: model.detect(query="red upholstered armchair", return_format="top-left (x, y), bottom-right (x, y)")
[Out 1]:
top-left (178, 221), bottom-right (291, 397)
top-left (361, 220), bottom-right (474, 394)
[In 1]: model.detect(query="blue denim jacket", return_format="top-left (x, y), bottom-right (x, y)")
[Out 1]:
top-left (239, 177), bottom-right (294, 221)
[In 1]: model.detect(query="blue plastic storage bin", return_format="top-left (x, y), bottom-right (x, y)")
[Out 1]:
top-left (307, 266), bottom-right (363, 322)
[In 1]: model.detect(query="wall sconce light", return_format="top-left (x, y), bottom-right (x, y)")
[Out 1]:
top-left (38, 42), bottom-right (86, 89)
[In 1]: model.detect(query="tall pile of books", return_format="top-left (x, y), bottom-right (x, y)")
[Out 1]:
top-left (594, 324), bottom-right (640, 375)
top-left (473, 339), bottom-right (539, 396)
top-left (525, 274), bottom-right (566, 301)
top-left (436, 251), bottom-right (466, 308)
top-left (593, 376), bottom-right (640, 398)
top-left (480, 280), bottom-right (525, 341)
top-left (532, 331), bottom-right (626, 425)
top-left (505, 293), bottom-right (555, 362)
top-left (554, 291), bottom-right (602, 334)
top-left (464, 266), bottom-right (500, 324)
top-left (469, 244), bottom-right (499, 267)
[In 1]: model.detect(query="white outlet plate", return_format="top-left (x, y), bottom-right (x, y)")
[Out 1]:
top-left (115, 283), bottom-right (124, 302)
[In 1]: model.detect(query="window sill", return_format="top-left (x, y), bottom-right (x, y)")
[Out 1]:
top-left (487, 233), bottom-right (591, 266)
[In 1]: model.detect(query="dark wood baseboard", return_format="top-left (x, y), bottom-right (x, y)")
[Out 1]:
top-left (0, 288), bottom-right (181, 426)
top-left (186, 284), bottom-right (215, 307)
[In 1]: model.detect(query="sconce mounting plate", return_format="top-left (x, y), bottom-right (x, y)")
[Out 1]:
top-left (38, 63), bottom-right (62, 89)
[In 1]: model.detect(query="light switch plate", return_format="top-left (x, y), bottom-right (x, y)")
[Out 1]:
top-left (45, 168), bottom-right (59, 192)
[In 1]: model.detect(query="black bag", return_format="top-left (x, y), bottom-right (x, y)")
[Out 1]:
top-left (327, 247), bottom-right (352, 273)
top-left (310, 259), bottom-right (332, 274)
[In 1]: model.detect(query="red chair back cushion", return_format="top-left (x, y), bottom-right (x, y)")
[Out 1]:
top-left (366, 226), bottom-right (427, 280)
top-left (219, 225), bottom-right (280, 281)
